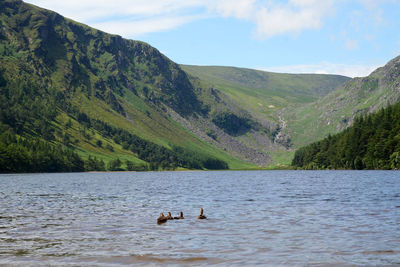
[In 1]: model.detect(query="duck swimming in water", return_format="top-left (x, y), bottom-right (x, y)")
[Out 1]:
top-left (197, 208), bottom-right (207, 219)
top-left (157, 213), bottom-right (167, 224)
top-left (174, 212), bottom-right (184, 219)
top-left (166, 212), bottom-right (174, 220)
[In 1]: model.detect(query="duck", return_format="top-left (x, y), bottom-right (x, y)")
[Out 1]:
top-left (197, 208), bottom-right (207, 219)
top-left (166, 212), bottom-right (174, 220)
top-left (174, 211), bottom-right (184, 219)
top-left (157, 213), bottom-right (167, 224)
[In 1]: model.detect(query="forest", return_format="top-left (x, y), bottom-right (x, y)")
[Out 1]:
top-left (292, 102), bottom-right (400, 170)
top-left (0, 119), bottom-right (228, 173)
top-left (0, 61), bottom-right (228, 173)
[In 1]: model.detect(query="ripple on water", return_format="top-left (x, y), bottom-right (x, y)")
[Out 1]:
top-left (0, 171), bottom-right (399, 266)
top-left (75, 254), bottom-right (224, 266)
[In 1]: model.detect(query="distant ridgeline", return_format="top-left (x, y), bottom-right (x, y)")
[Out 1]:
top-left (0, 0), bottom-right (228, 172)
top-left (292, 102), bottom-right (400, 170)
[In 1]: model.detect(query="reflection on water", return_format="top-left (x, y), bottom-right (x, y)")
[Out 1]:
top-left (0, 171), bottom-right (399, 266)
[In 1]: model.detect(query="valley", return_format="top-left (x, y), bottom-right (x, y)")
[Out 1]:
top-left (1, 0), bottom-right (400, 172)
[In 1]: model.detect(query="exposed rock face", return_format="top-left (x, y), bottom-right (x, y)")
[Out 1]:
top-left (165, 107), bottom-right (272, 166)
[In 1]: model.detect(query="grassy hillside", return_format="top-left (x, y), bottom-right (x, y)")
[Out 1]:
top-left (181, 65), bottom-right (350, 164)
top-left (182, 59), bottom-right (400, 165)
top-left (181, 65), bottom-right (350, 121)
top-left (0, 0), bottom-right (253, 171)
top-left (283, 55), bottom-right (400, 148)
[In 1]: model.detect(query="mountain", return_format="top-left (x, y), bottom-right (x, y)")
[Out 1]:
top-left (183, 55), bottom-right (400, 160)
top-left (291, 101), bottom-right (400, 170)
top-left (181, 65), bottom-right (350, 163)
top-left (290, 55), bottom-right (400, 169)
top-left (282, 55), bottom-right (400, 148)
top-left (2, 0), bottom-right (398, 172)
top-left (182, 58), bottom-right (400, 165)
top-left (0, 0), bottom-right (352, 172)
top-left (0, 0), bottom-right (239, 171)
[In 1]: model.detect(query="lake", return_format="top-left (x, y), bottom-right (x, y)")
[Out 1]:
top-left (0, 171), bottom-right (399, 266)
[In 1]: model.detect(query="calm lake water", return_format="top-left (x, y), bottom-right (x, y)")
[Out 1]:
top-left (0, 171), bottom-right (399, 266)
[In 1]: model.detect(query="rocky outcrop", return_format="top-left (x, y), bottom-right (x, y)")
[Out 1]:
top-left (165, 107), bottom-right (272, 166)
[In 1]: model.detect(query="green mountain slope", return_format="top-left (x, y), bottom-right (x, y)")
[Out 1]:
top-left (292, 102), bottom-right (400, 170)
top-left (0, 0), bottom-right (250, 171)
top-left (283, 55), bottom-right (400, 148)
top-left (3, 0), bottom-right (338, 170)
top-left (3, 0), bottom-right (397, 171)
top-left (181, 65), bottom-right (350, 120)
top-left (182, 56), bottom-right (400, 166)
top-left (181, 65), bottom-right (350, 164)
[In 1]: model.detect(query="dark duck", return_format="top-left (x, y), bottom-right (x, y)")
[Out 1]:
top-left (157, 213), bottom-right (167, 224)
top-left (197, 208), bottom-right (207, 219)
top-left (166, 212), bottom-right (174, 220)
top-left (174, 212), bottom-right (184, 219)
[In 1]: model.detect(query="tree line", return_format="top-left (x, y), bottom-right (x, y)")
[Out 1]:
top-left (74, 111), bottom-right (228, 171)
top-left (0, 121), bottom-right (228, 173)
top-left (292, 102), bottom-right (400, 170)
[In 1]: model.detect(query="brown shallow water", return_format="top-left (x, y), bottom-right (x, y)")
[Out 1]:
top-left (0, 170), bottom-right (399, 266)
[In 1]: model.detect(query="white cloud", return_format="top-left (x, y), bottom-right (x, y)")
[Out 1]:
top-left (23, 0), bottom-right (400, 52)
top-left (25, 0), bottom-right (209, 37)
top-left (25, 0), bottom-right (336, 38)
top-left (213, 0), bottom-right (256, 19)
top-left (27, 0), bottom-right (206, 21)
top-left (258, 62), bottom-right (382, 78)
top-left (92, 15), bottom-right (201, 37)
top-left (253, 0), bottom-right (334, 39)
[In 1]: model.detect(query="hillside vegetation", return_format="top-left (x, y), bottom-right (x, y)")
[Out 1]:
top-left (2, 0), bottom-right (399, 172)
top-left (283, 55), bottom-right (400, 148)
top-left (0, 0), bottom-right (239, 172)
top-left (182, 65), bottom-right (350, 164)
top-left (1, 0), bottom-right (349, 172)
top-left (292, 102), bottom-right (400, 170)
top-left (181, 65), bottom-right (349, 121)
top-left (183, 59), bottom-right (400, 166)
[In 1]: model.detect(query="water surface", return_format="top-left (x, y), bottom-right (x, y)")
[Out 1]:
top-left (0, 171), bottom-right (399, 266)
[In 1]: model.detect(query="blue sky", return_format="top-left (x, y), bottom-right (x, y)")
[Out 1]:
top-left (26, 0), bottom-right (400, 77)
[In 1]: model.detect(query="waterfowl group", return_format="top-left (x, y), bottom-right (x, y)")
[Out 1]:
top-left (156, 208), bottom-right (206, 224)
